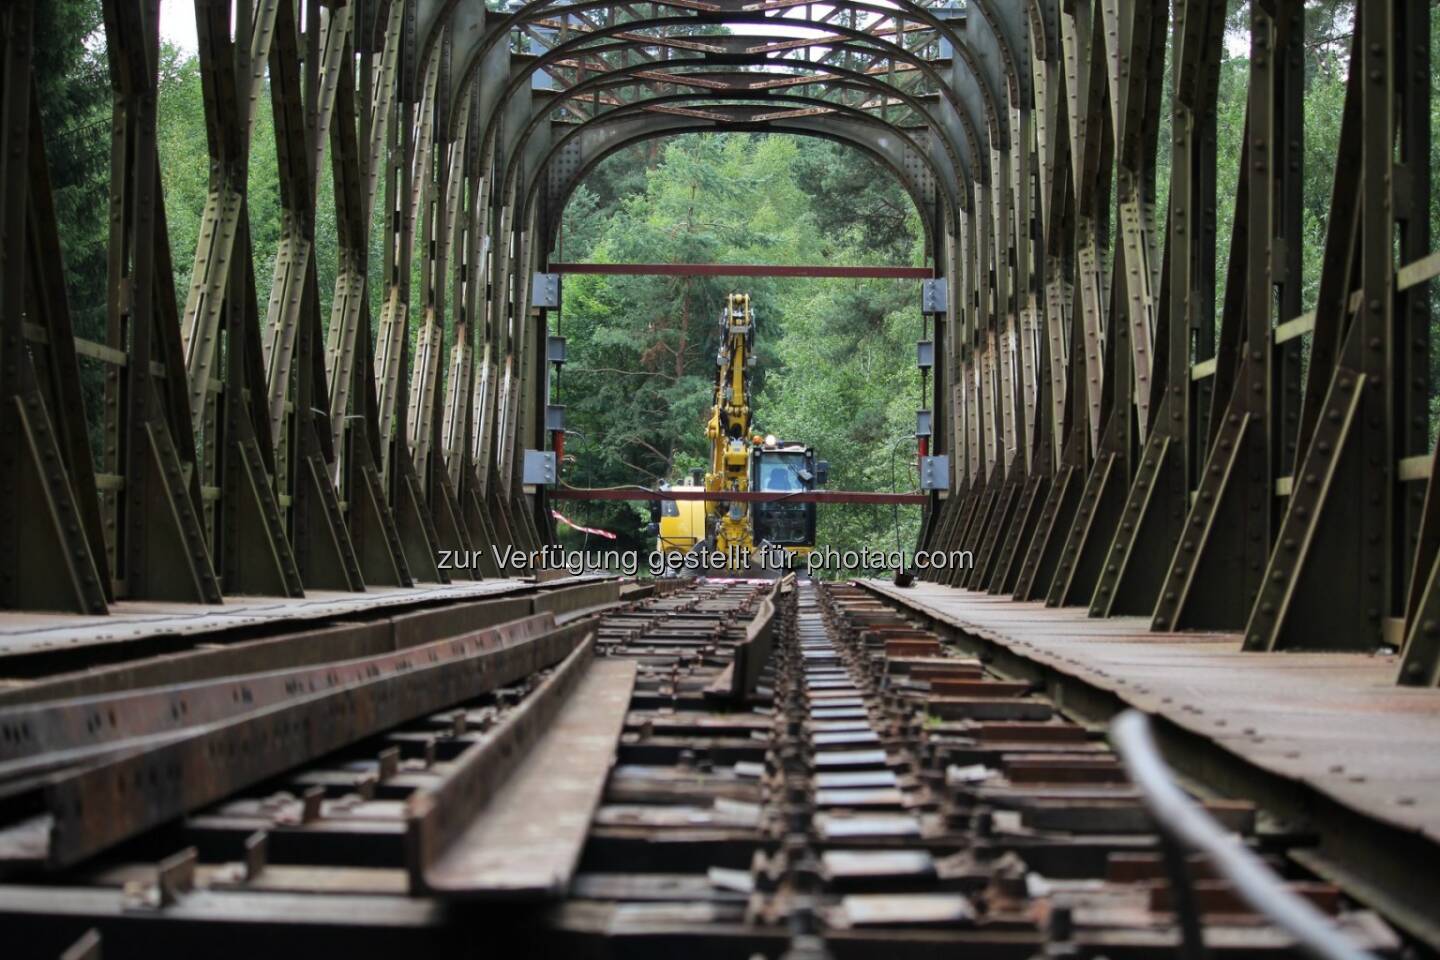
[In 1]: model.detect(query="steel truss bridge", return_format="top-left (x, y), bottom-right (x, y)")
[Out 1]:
top-left (5, 0), bottom-right (1439, 677)
top-left (1, 0), bottom-right (1440, 957)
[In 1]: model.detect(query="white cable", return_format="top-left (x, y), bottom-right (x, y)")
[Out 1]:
top-left (1111, 710), bottom-right (1377, 960)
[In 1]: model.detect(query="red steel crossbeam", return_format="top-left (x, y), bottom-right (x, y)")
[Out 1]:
top-left (550, 487), bottom-right (929, 505)
top-left (549, 262), bottom-right (933, 279)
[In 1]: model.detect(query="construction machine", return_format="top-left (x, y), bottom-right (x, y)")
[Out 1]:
top-left (656, 293), bottom-right (827, 568)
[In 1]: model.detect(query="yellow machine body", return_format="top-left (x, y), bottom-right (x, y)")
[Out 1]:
top-left (704, 293), bottom-right (757, 558)
top-left (655, 293), bottom-right (825, 569)
top-left (657, 488), bottom-right (707, 554)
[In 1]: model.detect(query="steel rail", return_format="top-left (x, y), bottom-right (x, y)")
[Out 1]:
top-left (1, 620), bottom-right (597, 869)
top-left (707, 573), bottom-right (789, 701)
top-left (0, 614), bottom-right (559, 785)
top-left (1110, 710), bottom-right (1378, 960)
top-left (406, 634), bottom-right (606, 895)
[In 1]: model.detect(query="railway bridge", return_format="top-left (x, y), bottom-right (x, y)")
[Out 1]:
top-left (1, 1), bottom-right (1438, 957)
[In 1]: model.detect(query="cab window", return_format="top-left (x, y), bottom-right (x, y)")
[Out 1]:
top-left (758, 454), bottom-right (804, 492)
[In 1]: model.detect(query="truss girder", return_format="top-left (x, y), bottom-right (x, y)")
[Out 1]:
top-left (4, 0), bottom-right (1440, 689)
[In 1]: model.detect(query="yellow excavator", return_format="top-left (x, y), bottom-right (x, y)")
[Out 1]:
top-left (656, 293), bottom-right (827, 568)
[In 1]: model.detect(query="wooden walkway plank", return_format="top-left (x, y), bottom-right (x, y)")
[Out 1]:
top-left (862, 580), bottom-right (1440, 844)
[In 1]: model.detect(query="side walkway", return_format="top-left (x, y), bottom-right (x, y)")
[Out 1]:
top-left (862, 579), bottom-right (1440, 948)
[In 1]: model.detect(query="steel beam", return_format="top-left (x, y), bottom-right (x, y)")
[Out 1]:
top-left (549, 262), bottom-right (934, 279)
top-left (550, 488), bottom-right (928, 505)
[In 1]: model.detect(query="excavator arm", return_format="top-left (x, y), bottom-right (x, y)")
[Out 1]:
top-left (704, 294), bottom-right (755, 554)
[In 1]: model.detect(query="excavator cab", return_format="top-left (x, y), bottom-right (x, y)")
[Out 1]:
top-left (750, 436), bottom-right (827, 560)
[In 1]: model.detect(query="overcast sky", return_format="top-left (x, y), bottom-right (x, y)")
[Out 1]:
top-left (160, 5), bottom-right (198, 51)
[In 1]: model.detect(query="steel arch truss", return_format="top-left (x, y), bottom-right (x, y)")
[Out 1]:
top-left (6, 0), bottom-right (1439, 688)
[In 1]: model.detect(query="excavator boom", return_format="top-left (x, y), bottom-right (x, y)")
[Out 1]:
top-left (658, 293), bottom-right (826, 568)
top-left (705, 294), bottom-right (756, 555)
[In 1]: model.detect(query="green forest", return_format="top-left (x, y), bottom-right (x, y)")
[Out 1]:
top-left (548, 135), bottom-right (928, 557)
top-left (31, 2), bottom-right (1440, 566)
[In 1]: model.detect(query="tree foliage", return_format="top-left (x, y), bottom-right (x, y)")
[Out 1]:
top-left (553, 134), bottom-right (927, 563)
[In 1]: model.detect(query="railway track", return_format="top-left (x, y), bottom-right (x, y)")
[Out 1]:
top-left (0, 578), bottom-right (1403, 958)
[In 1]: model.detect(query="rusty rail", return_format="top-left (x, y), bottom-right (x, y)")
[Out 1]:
top-left (405, 635), bottom-right (599, 894)
top-left (2, 619), bottom-right (594, 868)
